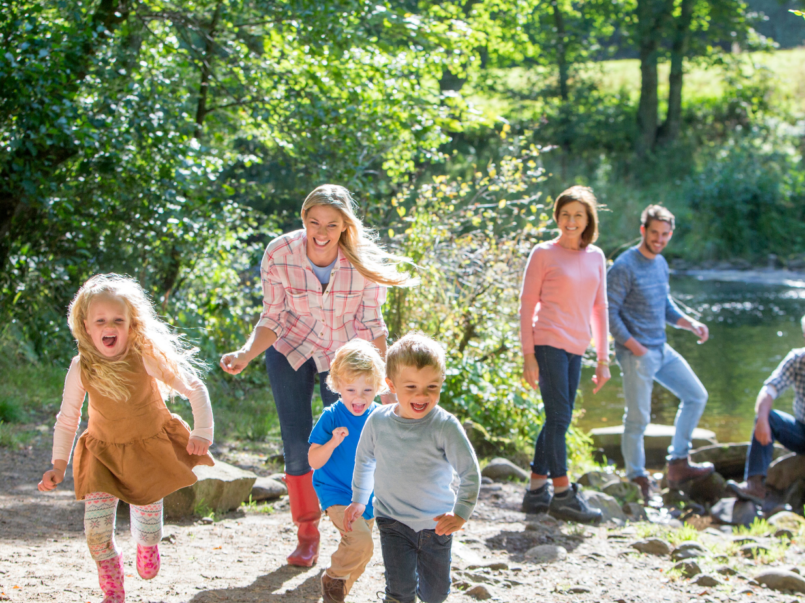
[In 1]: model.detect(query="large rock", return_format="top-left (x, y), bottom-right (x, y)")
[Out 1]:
top-left (690, 443), bottom-right (787, 480)
top-left (767, 453), bottom-right (805, 491)
top-left (681, 472), bottom-right (726, 504)
top-left (591, 424), bottom-right (716, 467)
top-left (250, 476), bottom-right (287, 501)
top-left (710, 498), bottom-right (759, 527)
top-left (755, 570), bottom-right (805, 593)
top-left (524, 544), bottom-right (567, 563)
top-left (602, 480), bottom-right (642, 503)
top-left (581, 490), bottom-right (627, 523)
top-left (481, 458), bottom-right (530, 482)
top-left (578, 471), bottom-right (621, 490)
top-left (164, 461), bottom-right (257, 518)
top-left (768, 511), bottom-right (805, 530)
top-left (630, 538), bottom-right (672, 556)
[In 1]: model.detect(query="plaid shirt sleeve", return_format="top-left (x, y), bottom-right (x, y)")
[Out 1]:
top-left (255, 246), bottom-right (287, 338)
top-left (764, 350), bottom-right (801, 399)
top-left (352, 280), bottom-right (388, 342)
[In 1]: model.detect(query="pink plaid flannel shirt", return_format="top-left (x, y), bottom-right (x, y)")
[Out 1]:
top-left (256, 229), bottom-right (389, 372)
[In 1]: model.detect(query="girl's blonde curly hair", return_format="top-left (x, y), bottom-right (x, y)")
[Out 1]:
top-left (68, 274), bottom-right (204, 402)
top-left (326, 339), bottom-right (386, 393)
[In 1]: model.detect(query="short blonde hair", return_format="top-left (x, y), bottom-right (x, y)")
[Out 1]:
top-left (385, 332), bottom-right (446, 382)
top-left (326, 339), bottom-right (386, 392)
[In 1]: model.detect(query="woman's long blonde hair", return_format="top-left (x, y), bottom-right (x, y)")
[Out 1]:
top-left (67, 274), bottom-right (204, 402)
top-left (301, 185), bottom-right (417, 287)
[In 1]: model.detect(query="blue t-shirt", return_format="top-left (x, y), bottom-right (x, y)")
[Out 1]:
top-left (309, 400), bottom-right (377, 520)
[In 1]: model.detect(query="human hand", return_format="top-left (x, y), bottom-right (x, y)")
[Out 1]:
top-left (38, 465), bottom-right (65, 492)
top-left (523, 354), bottom-right (539, 390)
top-left (433, 512), bottom-right (465, 536)
top-left (690, 321), bottom-right (709, 344)
top-left (343, 502), bottom-right (365, 532)
top-left (187, 436), bottom-right (211, 456)
top-left (754, 416), bottom-right (772, 446)
top-left (625, 338), bottom-right (648, 357)
top-left (592, 363), bottom-right (611, 394)
top-left (219, 350), bottom-right (251, 375)
top-left (331, 427), bottom-right (349, 447)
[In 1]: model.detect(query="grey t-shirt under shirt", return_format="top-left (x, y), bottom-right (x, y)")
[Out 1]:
top-left (352, 404), bottom-right (481, 532)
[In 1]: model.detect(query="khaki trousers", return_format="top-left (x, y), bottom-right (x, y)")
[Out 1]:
top-left (325, 505), bottom-right (375, 594)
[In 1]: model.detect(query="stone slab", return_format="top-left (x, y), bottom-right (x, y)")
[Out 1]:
top-left (164, 460), bottom-right (257, 518)
top-left (590, 424), bottom-right (717, 468)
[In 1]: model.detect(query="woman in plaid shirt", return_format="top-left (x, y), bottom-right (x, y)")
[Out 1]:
top-left (220, 184), bottom-right (414, 568)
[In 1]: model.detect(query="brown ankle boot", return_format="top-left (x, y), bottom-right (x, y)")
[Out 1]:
top-left (726, 475), bottom-right (766, 506)
top-left (631, 476), bottom-right (656, 502)
top-left (321, 573), bottom-right (346, 603)
top-left (666, 456), bottom-right (714, 489)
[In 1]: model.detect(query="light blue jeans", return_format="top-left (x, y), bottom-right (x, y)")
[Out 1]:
top-left (616, 343), bottom-right (708, 479)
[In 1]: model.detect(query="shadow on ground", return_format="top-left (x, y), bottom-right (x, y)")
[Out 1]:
top-left (189, 565), bottom-right (324, 602)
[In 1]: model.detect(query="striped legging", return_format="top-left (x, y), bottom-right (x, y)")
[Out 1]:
top-left (84, 492), bottom-right (163, 561)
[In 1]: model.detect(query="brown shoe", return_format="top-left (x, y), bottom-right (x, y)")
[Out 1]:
top-left (322, 573), bottom-right (346, 603)
top-left (726, 475), bottom-right (766, 506)
top-left (666, 456), bottom-right (715, 490)
top-left (631, 476), bottom-right (655, 502)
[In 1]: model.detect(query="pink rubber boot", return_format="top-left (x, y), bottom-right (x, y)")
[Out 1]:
top-left (136, 543), bottom-right (161, 580)
top-left (96, 552), bottom-right (125, 602)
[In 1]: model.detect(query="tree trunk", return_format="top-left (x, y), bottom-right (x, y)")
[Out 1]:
top-left (194, 1), bottom-right (224, 138)
top-left (659, 0), bottom-right (694, 144)
top-left (635, 0), bottom-right (671, 155)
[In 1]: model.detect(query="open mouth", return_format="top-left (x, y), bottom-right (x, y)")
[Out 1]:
top-left (351, 403), bottom-right (366, 414)
top-left (313, 238), bottom-right (329, 248)
top-left (102, 335), bottom-right (117, 348)
top-left (411, 401), bottom-right (429, 413)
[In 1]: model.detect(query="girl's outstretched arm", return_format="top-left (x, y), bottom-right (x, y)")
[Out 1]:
top-left (40, 357), bottom-right (85, 492)
top-left (143, 355), bottom-right (214, 453)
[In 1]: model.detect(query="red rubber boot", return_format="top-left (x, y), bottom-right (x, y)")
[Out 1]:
top-left (285, 471), bottom-right (321, 567)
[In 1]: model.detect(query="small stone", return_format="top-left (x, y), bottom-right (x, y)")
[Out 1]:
top-left (692, 574), bottom-right (722, 587)
top-left (790, 567), bottom-right (802, 575)
top-left (768, 511), bottom-right (805, 530)
top-left (566, 586), bottom-right (591, 593)
top-left (465, 585), bottom-right (493, 600)
top-left (671, 542), bottom-right (708, 561)
top-left (161, 533), bottom-right (177, 544)
top-left (710, 497), bottom-right (760, 526)
top-left (716, 566), bottom-right (739, 576)
top-left (582, 490), bottom-right (627, 523)
top-left (776, 529), bottom-right (795, 539)
top-left (578, 470), bottom-right (621, 490)
top-left (741, 543), bottom-right (770, 559)
top-left (481, 476), bottom-right (494, 485)
top-left (603, 480), bottom-right (642, 502)
top-left (466, 562), bottom-right (509, 571)
top-left (481, 458), bottom-right (530, 482)
top-left (524, 544), bottom-right (568, 563)
top-left (630, 538), bottom-right (672, 556)
top-left (673, 560), bottom-right (702, 578)
top-left (733, 535), bottom-right (759, 545)
top-left (200, 516), bottom-right (214, 525)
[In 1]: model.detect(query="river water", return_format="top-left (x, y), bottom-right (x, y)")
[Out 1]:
top-left (576, 274), bottom-right (805, 444)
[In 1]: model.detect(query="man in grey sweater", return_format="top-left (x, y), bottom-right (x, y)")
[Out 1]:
top-left (607, 205), bottom-right (714, 500)
top-left (344, 333), bottom-right (480, 603)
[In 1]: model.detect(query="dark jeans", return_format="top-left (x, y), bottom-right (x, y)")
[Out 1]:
top-left (531, 345), bottom-right (582, 479)
top-left (265, 346), bottom-right (340, 476)
top-left (745, 409), bottom-right (805, 479)
top-left (376, 516), bottom-right (452, 603)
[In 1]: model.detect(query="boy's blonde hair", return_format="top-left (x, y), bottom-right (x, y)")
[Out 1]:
top-left (326, 339), bottom-right (386, 392)
top-left (385, 333), bottom-right (446, 381)
top-left (68, 273), bottom-right (204, 402)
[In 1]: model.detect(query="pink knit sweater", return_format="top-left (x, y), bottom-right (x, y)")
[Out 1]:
top-left (519, 240), bottom-right (609, 360)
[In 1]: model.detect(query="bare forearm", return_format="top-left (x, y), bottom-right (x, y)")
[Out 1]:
top-left (308, 442), bottom-right (336, 470)
top-left (373, 335), bottom-right (387, 359)
top-left (241, 326), bottom-right (278, 362)
top-left (755, 391), bottom-right (774, 419)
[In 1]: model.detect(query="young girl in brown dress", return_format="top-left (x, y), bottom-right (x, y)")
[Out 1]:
top-left (38, 274), bottom-right (215, 603)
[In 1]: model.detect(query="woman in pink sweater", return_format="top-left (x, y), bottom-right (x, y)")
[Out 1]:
top-left (519, 186), bottom-right (611, 523)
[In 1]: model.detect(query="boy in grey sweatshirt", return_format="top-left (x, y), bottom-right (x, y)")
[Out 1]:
top-left (344, 333), bottom-right (481, 603)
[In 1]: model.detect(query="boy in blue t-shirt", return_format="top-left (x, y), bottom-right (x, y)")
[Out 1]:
top-left (308, 339), bottom-right (385, 603)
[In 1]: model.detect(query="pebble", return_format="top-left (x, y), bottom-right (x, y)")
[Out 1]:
top-left (671, 542), bottom-right (708, 561)
top-left (481, 458), bottom-right (530, 482)
top-left (200, 516), bottom-right (214, 525)
top-left (524, 544), bottom-right (568, 564)
top-left (629, 538), bottom-right (672, 556)
top-left (673, 560), bottom-right (702, 578)
top-left (740, 543), bottom-right (770, 559)
top-left (692, 574), bottom-right (722, 587)
top-left (715, 566), bottom-right (739, 576)
top-left (566, 586), bottom-right (591, 594)
top-left (464, 585), bottom-right (493, 600)
top-left (755, 570), bottom-right (805, 593)
top-left (776, 528), bottom-right (796, 539)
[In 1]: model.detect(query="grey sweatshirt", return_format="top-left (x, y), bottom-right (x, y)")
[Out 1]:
top-left (352, 404), bottom-right (481, 532)
top-left (607, 246), bottom-right (685, 348)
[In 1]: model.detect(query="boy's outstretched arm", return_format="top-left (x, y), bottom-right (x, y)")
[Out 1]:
top-left (309, 427), bottom-right (349, 469)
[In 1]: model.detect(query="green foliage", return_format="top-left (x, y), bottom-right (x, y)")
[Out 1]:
top-left (0, 398), bottom-right (24, 424)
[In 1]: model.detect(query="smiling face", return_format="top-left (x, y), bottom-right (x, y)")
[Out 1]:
top-left (303, 204), bottom-right (348, 266)
top-left (640, 218), bottom-right (674, 257)
top-left (83, 294), bottom-right (131, 358)
top-left (333, 373), bottom-right (379, 416)
top-left (556, 201), bottom-right (589, 247)
top-left (386, 365), bottom-right (444, 420)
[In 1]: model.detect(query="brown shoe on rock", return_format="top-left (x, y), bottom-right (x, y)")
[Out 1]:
top-left (322, 573), bottom-right (347, 603)
top-left (631, 476), bottom-right (656, 502)
top-left (726, 475), bottom-right (767, 506)
top-left (666, 456), bottom-right (715, 490)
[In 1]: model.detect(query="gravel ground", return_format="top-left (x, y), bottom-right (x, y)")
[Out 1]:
top-left (2, 445), bottom-right (803, 603)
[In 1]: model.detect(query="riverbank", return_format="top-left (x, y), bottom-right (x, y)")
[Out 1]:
top-left (3, 446), bottom-right (804, 603)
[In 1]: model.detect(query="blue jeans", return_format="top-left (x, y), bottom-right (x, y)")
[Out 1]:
top-left (616, 343), bottom-right (708, 479)
top-left (376, 516), bottom-right (452, 603)
top-left (531, 345), bottom-right (582, 479)
top-left (746, 410), bottom-right (805, 478)
top-left (265, 346), bottom-right (340, 476)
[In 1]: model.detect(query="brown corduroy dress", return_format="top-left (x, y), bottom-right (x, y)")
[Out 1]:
top-left (72, 349), bottom-right (214, 506)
